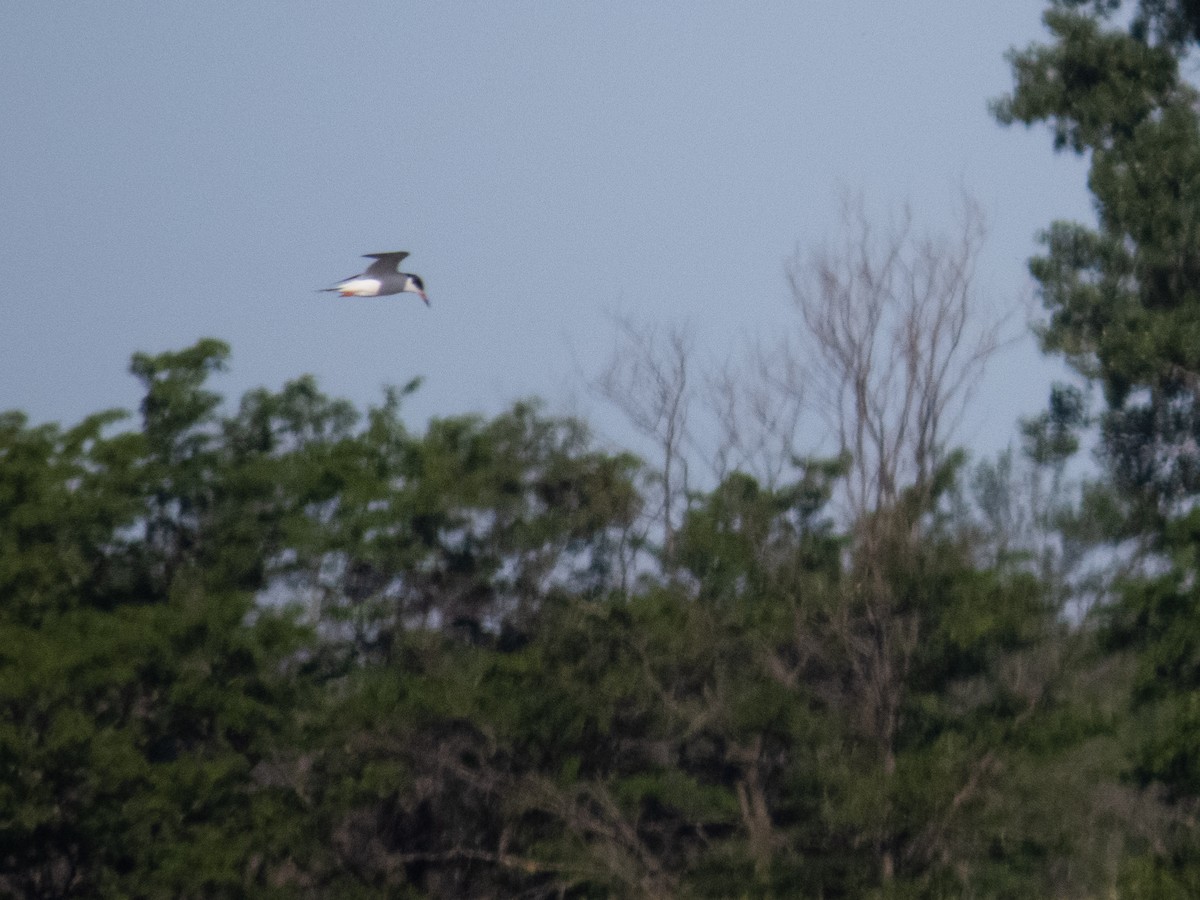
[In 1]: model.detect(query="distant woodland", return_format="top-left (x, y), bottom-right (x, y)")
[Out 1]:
top-left (11, 2), bottom-right (1200, 896)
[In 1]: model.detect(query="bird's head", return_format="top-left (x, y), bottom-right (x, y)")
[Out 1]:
top-left (405, 274), bottom-right (429, 306)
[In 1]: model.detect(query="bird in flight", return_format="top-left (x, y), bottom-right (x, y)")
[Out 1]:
top-left (320, 251), bottom-right (428, 305)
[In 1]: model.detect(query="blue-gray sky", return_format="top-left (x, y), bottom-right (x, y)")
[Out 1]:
top-left (1, 3), bottom-right (1093, 462)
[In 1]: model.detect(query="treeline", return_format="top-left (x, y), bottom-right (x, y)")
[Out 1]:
top-left (10, 0), bottom-right (1200, 896)
top-left (0, 335), bottom-right (1112, 899)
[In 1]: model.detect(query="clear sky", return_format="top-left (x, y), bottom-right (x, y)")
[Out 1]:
top-left (0, 3), bottom-right (1094, 466)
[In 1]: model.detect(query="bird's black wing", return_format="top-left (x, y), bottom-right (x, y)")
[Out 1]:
top-left (362, 252), bottom-right (410, 277)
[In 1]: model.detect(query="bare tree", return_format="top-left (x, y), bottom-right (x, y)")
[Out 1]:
top-left (784, 193), bottom-right (1014, 883)
top-left (594, 314), bottom-right (695, 568)
top-left (788, 193), bottom-right (1006, 520)
top-left (589, 196), bottom-right (1077, 888)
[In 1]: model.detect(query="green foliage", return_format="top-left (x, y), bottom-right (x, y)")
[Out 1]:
top-left (0, 338), bottom-right (1137, 896)
top-left (998, 0), bottom-right (1200, 888)
top-left (994, 8), bottom-right (1183, 154)
top-left (997, 5), bottom-right (1200, 503)
top-left (1021, 383), bottom-right (1089, 466)
top-left (0, 344), bottom-right (309, 897)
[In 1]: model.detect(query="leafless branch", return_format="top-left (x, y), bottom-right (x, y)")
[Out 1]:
top-left (593, 314), bottom-right (695, 566)
top-left (705, 339), bottom-right (807, 489)
top-left (787, 192), bottom-right (1009, 519)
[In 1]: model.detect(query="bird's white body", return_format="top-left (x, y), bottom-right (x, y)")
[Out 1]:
top-left (334, 277), bottom-right (384, 297)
